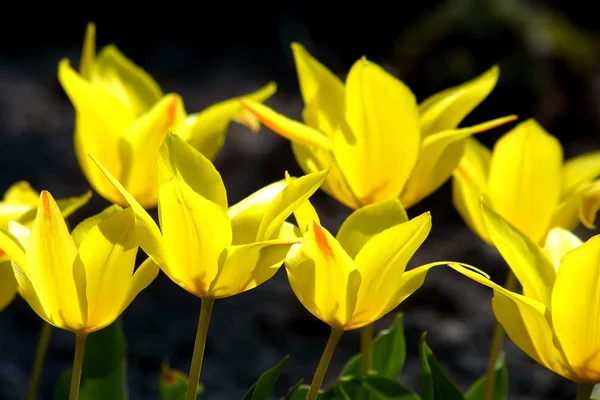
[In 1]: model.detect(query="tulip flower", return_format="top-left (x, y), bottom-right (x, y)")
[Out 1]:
top-left (453, 118), bottom-right (600, 245)
top-left (0, 191), bottom-right (158, 399)
top-left (58, 22), bottom-right (277, 209)
top-left (241, 42), bottom-right (516, 210)
top-left (0, 181), bottom-right (90, 311)
top-left (284, 197), bottom-right (454, 399)
top-left (451, 198), bottom-right (600, 398)
top-left (89, 131), bottom-right (328, 399)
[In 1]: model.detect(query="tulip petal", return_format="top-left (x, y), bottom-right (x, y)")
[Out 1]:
top-left (0, 260), bottom-right (17, 311)
top-left (341, 58), bottom-right (420, 204)
top-left (241, 100), bottom-right (333, 151)
top-left (207, 240), bottom-right (296, 299)
top-left (280, 222), bottom-right (303, 241)
top-left (11, 260), bottom-right (51, 324)
top-left (352, 212), bottom-right (431, 324)
top-left (0, 226), bottom-right (26, 268)
top-left (452, 137), bottom-right (493, 242)
top-left (119, 256), bottom-right (159, 315)
top-left (26, 192), bottom-right (82, 330)
top-left (401, 115), bottom-right (516, 208)
top-left (158, 177), bottom-right (232, 297)
top-left (291, 43), bottom-right (345, 135)
top-left (285, 221), bottom-right (359, 329)
top-left (579, 179), bottom-right (600, 229)
top-left (71, 204), bottom-right (123, 248)
top-left (449, 263), bottom-right (574, 380)
top-left (256, 168), bottom-right (329, 242)
top-left (11, 190), bottom-right (92, 229)
top-left (158, 132), bottom-right (227, 208)
top-left (336, 198), bottom-right (408, 259)
top-left (184, 82), bottom-right (277, 160)
top-left (77, 208), bottom-right (138, 332)
top-left (228, 180), bottom-right (287, 245)
top-left (120, 95), bottom-right (186, 208)
top-left (3, 181), bottom-right (39, 204)
top-left (543, 227), bottom-right (583, 271)
top-left (89, 155), bottom-right (166, 267)
top-left (562, 150), bottom-right (600, 196)
top-left (551, 235), bottom-right (600, 381)
top-left (78, 22), bottom-right (95, 79)
top-left (419, 66), bottom-right (499, 136)
top-left (59, 59), bottom-right (134, 204)
top-left (291, 142), bottom-right (360, 209)
top-left (284, 171), bottom-right (320, 234)
top-left (487, 119), bottom-right (563, 243)
top-left (481, 198), bottom-right (555, 305)
top-left (92, 45), bottom-right (163, 116)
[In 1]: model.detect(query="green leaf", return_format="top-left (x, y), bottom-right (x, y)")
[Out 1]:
top-left (338, 376), bottom-right (419, 400)
top-left (158, 361), bottom-right (203, 400)
top-left (340, 314), bottom-right (406, 381)
top-left (465, 353), bottom-right (508, 400)
top-left (283, 381), bottom-right (304, 400)
top-left (242, 355), bottom-right (289, 400)
top-left (419, 333), bottom-right (465, 400)
top-left (372, 314), bottom-right (407, 379)
top-left (54, 318), bottom-right (128, 400)
top-left (282, 383), bottom-right (340, 400)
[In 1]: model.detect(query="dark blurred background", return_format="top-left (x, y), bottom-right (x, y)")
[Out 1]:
top-left (1, 1), bottom-right (599, 399)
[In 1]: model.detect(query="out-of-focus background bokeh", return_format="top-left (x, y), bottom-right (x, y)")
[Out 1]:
top-left (1, 1), bottom-right (599, 399)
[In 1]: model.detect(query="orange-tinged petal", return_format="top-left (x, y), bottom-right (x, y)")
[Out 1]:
top-left (25, 192), bottom-right (83, 330)
top-left (341, 57), bottom-right (420, 204)
top-left (285, 221), bottom-right (359, 329)
top-left (241, 100), bottom-right (332, 150)
top-left (486, 119), bottom-right (563, 244)
top-left (551, 235), bottom-right (600, 382)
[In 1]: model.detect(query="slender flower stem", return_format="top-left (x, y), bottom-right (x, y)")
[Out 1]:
top-left (26, 322), bottom-right (53, 400)
top-left (186, 297), bottom-right (215, 400)
top-left (69, 332), bottom-right (88, 400)
top-left (484, 270), bottom-right (517, 400)
top-left (360, 323), bottom-right (374, 375)
top-left (308, 328), bottom-right (344, 400)
top-left (575, 383), bottom-right (595, 400)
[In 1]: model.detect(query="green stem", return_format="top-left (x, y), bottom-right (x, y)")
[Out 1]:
top-left (308, 328), bottom-right (344, 400)
top-left (26, 322), bottom-right (53, 400)
top-left (186, 297), bottom-right (215, 400)
top-left (576, 383), bottom-right (595, 400)
top-left (69, 332), bottom-right (87, 400)
top-left (360, 323), bottom-right (374, 375)
top-left (484, 270), bottom-right (517, 400)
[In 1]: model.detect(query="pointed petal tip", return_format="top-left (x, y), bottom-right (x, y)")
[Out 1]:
top-left (40, 191), bottom-right (52, 220)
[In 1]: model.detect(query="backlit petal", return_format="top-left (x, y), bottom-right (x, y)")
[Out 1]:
top-left (543, 227), bottom-right (582, 271)
top-left (481, 199), bottom-right (555, 305)
top-left (158, 132), bottom-right (227, 208)
top-left (285, 222), bottom-right (359, 329)
top-left (562, 150), bottom-right (600, 196)
top-left (341, 58), bottom-right (420, 204)
top-left (25, 192), bottom-right (82, 330)
top-left (256, 168), bottom-right (328, 242)
top-left (352, 212), bottom-right (431, 324)
top-left (119, 256), bottom-right (159, 315)
top-left (419, 65), bottom-right (499, 136)
top-left (551, 235), bottom-right (600, 382)
top-left (207, 240), bottom-right (296, 299)
top-left (71, 204), bottom-right (123, 248)
top-left (284, 171), bottom-right (320, 234)
top-left (336, 198), bottom-right (408, 259)
top-left (185, 82), bottom-right (277, 160)
top-left (77, 208), bottom-right (138, 332)
top-left (449, 263), bottom-right (574, 380)
top-left (158, 177), bottom-right (231, 297)
top-left (579, 179), bottom-right (600, 229)
top-left (487, 119), bottom-right (563, 243)
top-left (402, 116), bottom-right (516, 208)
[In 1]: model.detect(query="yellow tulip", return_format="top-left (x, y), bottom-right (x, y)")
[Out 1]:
top-left (453, 118), bottom-right (600, 245)
top-left (451, 198), bottom-right (600, 384)
top-left (241, 43), bottom-right (515, 210)
top-left (0, 191), bottom-right (157, 333)
top-left (285, 197), bottom-right (449, 330)
top-left (90, 132), bottom-right (327, 299)
top-left (58, 22), bottom-right (277, 209)
top-left (0, 181), bottom-right (90, 311)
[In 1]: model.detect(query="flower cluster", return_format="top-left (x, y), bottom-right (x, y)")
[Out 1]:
top-left (1, 22), bottom-right (599, 400)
